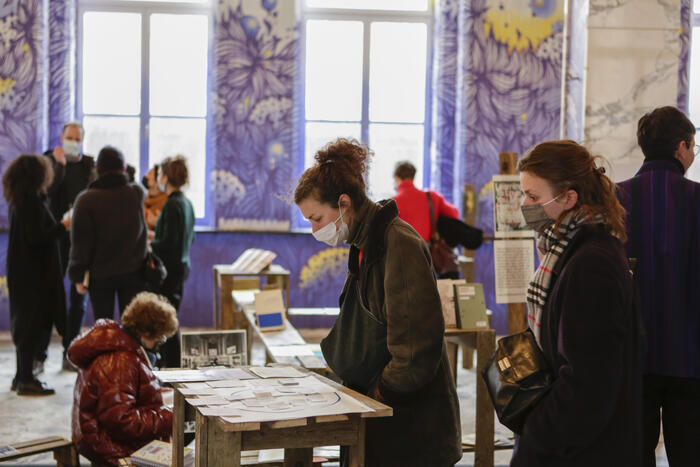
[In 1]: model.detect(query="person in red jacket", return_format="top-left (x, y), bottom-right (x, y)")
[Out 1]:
top-left (68, 292), bottom-right (177, 466)
top-left (392, 161), bottom-right (461, 278)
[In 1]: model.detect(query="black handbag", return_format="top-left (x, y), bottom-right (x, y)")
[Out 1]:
top-left (481, 329), bottom-right (553, 434)
top-left (143, 250), bottom-right (168, 288)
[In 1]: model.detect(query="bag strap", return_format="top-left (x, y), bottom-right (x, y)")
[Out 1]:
top-left (425, 191), bottom-right (438, 240)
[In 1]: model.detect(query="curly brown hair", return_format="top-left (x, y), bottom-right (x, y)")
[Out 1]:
top-left (2, 154), bottom-right (53, 207)
top-left (121, 292), bottom-right (179, 339)
top-left (294, 138), bottom-right (372, 208)
top-left (518, 140), bottom-right (627, 243)
top-left (160, 155), bottom-right (189, 189)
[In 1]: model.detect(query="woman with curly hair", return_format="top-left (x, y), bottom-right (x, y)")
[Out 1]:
top-left (68, 292), bottom-right (177, 466)
top-left (3, 154), bottom-right (69, 396)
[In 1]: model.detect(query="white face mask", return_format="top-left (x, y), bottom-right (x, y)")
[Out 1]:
top-left (312, 205), bottom-right (349, 247)
top-left (62, 140), bottom-right (82, 159)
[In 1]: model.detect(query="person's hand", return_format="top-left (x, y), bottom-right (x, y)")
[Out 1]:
top-left (60, 216), bottom-right (71, 230)
top-left (146, 210), bottom-right (159, 228)
top-left (75, 283), bottom-right (88, 295)
top-left (53, 145), bottom-right (66, 166)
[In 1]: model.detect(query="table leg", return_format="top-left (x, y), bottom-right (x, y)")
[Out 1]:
top-left (195, 411), bottom-right (208, 467)
top-left (475, 330), bottom-right (495, 467)
top-left (347, 417), bottom-right (366, 467)
top-left (173, 388), bottom-right (185, 467)
top-left (446, 340), bottom-right (459, 384)
top-left (283, 448), bottom-right (313, 467)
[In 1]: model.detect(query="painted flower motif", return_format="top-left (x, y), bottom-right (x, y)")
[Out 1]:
top-left (0, 276), bottom-right (7, 301)
top-left (483, 0), bottom-right (564, 53)
top-left (298, 248), bottom-right (349, 290)
top-left (240, 15), bottom-right (261, 38)
top-left (266, 139), bottom-right (287, 170)
top-left (249, 96), bottom-right (292, 126)
top-left (0, 14), bottom-right (17, 49)
top-left (262, 0), bottom-right (277, 12)
top-left (211, 169), bottom-right (247, 206)
top-left (535, 31), bottom-right (563, 64)
top-left (0, 76), bottom-right (20, 111)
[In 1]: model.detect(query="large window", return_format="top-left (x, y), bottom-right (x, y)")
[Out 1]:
top-left (687, 2), bottom-right (700, 180)
top-left (78, 0), bottom-right (210, 219)
top-left (302, 0), bottom-right (431, 201)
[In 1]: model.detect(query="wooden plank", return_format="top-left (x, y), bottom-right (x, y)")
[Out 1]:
top-left (195, 411), bottom-right (208, 467)
top-left (240, 419), bottom-right (359, 451)
top-left (507, 302), bottom-right (528, 334)
top-left (268, 418), bottom-right (308, 429)
top-left (208, 418), bottom-right (242, 467)
top-left (173, 386), bottom-right (185, 467)
top-left (446, 340), bottom-right (459, 384)
top-left (221, 273), bottom-right (237, 329)
top-left (347, 418), bottom-right (366, 467)
top-left (1, 439), bottom-right (73, 461)
top-left (475, 330), bottom-right (496, 467)
top-left (6, 436), bottom-right (64, 450)
top-left (283, 447), bottom-right (313, 467)
top-left (213, 268), bottom-right (220, 328)
top-left (315, 414), bottom-right (348, 423)
top-left (53, 444), bottom-right (79, 467)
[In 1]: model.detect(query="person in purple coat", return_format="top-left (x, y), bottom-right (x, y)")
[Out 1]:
top-left (512, 140), bottom-right (641, 467)
top-left (617, 106), bottom-right (700, 467)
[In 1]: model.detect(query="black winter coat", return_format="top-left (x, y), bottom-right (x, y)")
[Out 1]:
top-left (6, 194), bottom-right (66, 339)
top-left (511, 225), bottom-right (642, 467)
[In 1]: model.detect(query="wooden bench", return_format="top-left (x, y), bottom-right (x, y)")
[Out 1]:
top-left (0, 436), bottom-right (79, 466)
top-left (242, 307), bottom-right (330, 376)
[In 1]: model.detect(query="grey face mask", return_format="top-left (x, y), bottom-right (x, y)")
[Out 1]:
top-left (520, 194), bottom-right (562, 232)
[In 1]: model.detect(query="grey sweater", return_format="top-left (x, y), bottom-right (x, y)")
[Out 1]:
top-left (68, 173), bottom-right (148, 283)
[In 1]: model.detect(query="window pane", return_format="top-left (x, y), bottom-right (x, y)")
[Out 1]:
top-left (369, 22), bottom-right (427, 123)
top-left (150, 14), bottom-right (208, 117)
top-left (83, 116), bottom-right (141, 170)
top-left (305, 20), bottom-right (363, 121)
top-left (82, 12), bottom-right (141, 115)
top-left (305, 122), bottom-right (361, 169)
top-left (149, 117), bottom-right (206, 218)
top-left (306, 0), bottom-right (428, 11)
top-left (368, 123), bottom-right (424, 200)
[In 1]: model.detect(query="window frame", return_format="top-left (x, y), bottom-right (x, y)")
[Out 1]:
top-left (76, 0), bottom-right (214, 225)
top-left (296, 3), bottom-right (434, 227)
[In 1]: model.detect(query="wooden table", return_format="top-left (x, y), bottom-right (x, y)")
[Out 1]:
top-left (170, 370), bottom-right (391, 467)
top-left (213, 264), bottom-right (290, 329)
top-left (445, 328), bottom-right (496, 467)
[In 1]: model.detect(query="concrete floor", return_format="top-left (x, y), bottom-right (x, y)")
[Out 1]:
top-left (0, 330), bottom-right (669, 466)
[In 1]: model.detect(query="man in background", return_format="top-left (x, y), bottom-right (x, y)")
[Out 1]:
top-left (392, 161), bottom-right (461, 278)
top-left (68, 146), bottom-right (148, 321)
top-left (35, 122), bottom-right (96, 372)
top-left (617, 106), bottom-right (700, 466)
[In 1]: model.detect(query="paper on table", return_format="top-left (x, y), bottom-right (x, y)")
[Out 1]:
top-left (179, 388), bottom-right (218, 396)
top-left (186, 395), bottom-right (229, 406)
top-left (249, 366), bottom-right (305, 378)
top-left (198, 406), bottom-right (241, 417)
top-left (207, 379), bottom-right (249, 388)
top-left (201, 368), bottom-right (255, 380)
top-left (268, 345), bottom-right (315, 357)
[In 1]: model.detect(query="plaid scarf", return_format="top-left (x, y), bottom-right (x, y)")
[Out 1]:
top-left (526, 209), bottom-right (605, 347)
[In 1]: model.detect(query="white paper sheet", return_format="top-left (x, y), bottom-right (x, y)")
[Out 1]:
top-left (494, 239), bottom-right (535, 303)
top-left (248, 366), bottom-right (305, 378)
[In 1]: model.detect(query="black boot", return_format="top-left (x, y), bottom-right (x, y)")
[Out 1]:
top-left (16, 379), bottom-right (55, 396)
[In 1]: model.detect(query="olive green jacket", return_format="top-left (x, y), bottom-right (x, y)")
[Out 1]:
top-left (345, 199), bottom-right (461, 467)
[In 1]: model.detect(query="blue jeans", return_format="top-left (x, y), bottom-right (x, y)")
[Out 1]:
top-left (35, 283), bottom-right (88, 361)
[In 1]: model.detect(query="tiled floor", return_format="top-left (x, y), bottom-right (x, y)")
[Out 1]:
top-left (0, 331), bottom-right (669, 466)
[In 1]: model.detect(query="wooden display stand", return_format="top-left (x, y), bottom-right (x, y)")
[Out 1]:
top-left (213, 264), bottom-right (290, 330)
top-left (445, 328), bottom-right (496, 467)
top-left (170, 370), bottom-right (392, 467)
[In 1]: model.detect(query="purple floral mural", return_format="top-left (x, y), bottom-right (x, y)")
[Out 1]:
top-left (213, 0), bottom-right (297, 226)
top-left (47, 0), bottom-right (75, 147)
